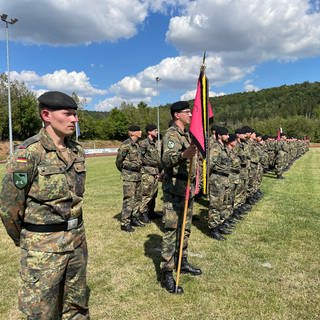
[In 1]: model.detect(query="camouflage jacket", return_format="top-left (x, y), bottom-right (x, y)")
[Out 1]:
top-left (115, 138), bottom-right (142, 182)
top-left (209, 140), bottom-right (231, 175)
top-left (162, 124), bottom-right (195, 197)
top-left (227, 147), bottom-right (241, 184)
top-left (0, 128), bottom-right (86, 252)
top-left (139, 137), bottom-right (161, 175)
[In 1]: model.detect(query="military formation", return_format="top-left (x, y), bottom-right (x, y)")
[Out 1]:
top-left (0, 96), bottom-right (310, 317)
top-left (116, 101), bottom-right (309, 294)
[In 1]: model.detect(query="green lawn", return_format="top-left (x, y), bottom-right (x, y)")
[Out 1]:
top-left (0, 149), bottom-right (319, 319)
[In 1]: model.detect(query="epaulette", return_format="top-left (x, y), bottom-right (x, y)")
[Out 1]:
top-left (21, 134), bottom-right (40, 148)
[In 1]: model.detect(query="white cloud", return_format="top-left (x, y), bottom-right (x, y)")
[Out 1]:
top-left (244, 80), bottom-right (260, 92)
top-left (2, 0), bottom-right (148, 45)
top-left (10, 69), bottom-right (106, 98)
top-left (95, 95), bottom-right (152, 111)
top-left (166, 0), bottom-right (320, 63)
top-left (180, 89), bottom-right (225, 101)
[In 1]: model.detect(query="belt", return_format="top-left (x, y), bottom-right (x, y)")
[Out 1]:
top-left (241, 164), bottom-right (247, 168)
top-left (211, 170), bottom-right (229, 177)
top-left (231, 169), bottom-right (240, 174)
top-left (23, 214), bottom-right (83, 233)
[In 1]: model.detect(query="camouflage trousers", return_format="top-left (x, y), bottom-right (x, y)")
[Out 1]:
top-left (208, 174), bottom-right (231, 229)
top-left (160, 192), bottom-right (193, 272)
top-left (121, 180), bottom-right (141, 225)
top-left (139, 173), bottom-right (158, 215)
top-left (234, 169), bottom-right (249, 208)
top-left (275, 151), bottom-right (288, 175)
top-left (247, 163), bottom-right (259, 197)
top-left (19, 241), bottom-right (89, 320)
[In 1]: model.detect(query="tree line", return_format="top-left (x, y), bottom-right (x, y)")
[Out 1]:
top-left (1, 73), bottom-right (320, 142)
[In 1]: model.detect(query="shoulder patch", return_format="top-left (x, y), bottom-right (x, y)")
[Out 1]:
top-left (13, 172), bottom-right (28, 189)
top-left (167, 140), bottom-right (175, 149)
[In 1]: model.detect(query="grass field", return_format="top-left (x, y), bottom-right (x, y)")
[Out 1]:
top-left (0, 149), bottom-right (319, 319)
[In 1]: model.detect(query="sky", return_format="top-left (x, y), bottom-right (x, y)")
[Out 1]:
top-left (0, 0), bottom-right (320, 111)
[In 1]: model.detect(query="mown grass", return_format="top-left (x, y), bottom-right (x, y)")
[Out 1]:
top-left (0, 149), bottom-right (319, 319)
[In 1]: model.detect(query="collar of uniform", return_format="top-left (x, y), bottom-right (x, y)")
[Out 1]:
top-left (39, 128), bottom-right (78, 153)
top-left (172, 123), bottom-right (188, 136)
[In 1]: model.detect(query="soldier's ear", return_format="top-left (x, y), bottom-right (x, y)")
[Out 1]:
top-left (40, 109), bottom-right (51, 122)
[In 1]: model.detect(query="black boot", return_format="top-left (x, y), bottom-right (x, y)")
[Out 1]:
top-left (140, 213), bottom-right (150, 224)
top-left (131, 217), bottom-right (145, 227)
top-left (209, 228), bottom-right (226, 241)
top-left (161, 271), bottom-right (183, 294)
top-left (121, 224), bottom-right (135, 232)
top-left (277, 174), bottom-right (284, 179)
top-left (181, 258), bottom-right (202, 276)
top-left (218, 226), bottom-right (232, 235)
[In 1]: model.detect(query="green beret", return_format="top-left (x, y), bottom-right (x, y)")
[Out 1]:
top-left (38, 91), bottom-right (78, 110)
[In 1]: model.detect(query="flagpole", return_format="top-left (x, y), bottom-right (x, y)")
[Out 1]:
top-left (175, 157), bottom-right (193, 292)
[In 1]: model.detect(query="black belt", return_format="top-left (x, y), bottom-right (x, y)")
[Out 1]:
top-left (23, 214), bottom-right (83, 233)
top-left (241, 164), bottom-right (247, 168)
top-left (231, 169), bottom-right (240, 174)
top-left (211, 170), bottom-right (229, 177)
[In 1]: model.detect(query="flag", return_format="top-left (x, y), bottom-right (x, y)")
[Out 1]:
top-left (277, 127), bottom-right (282, 141)
top-left (75, 116), bottom-right (81, 140)
top-left (189, 69), bottom-right (213, 157)
top-left (189, 61), bottom-right (213, 195)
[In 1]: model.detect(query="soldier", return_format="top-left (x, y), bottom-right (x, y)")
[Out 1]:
top-left (161, 101), bottom-right (202, 294)
top-left (115, 125), bottom-right (144, 232)
top-left (208, 126), bottom-right (231, 241)
top-left (139, 124), bottom-right (162, 223)
top-left (274, 132), bottom-right (288, 179)
top-left (0, 91), bottom-right (89, 319)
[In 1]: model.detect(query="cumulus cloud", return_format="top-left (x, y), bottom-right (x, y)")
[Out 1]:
top-left (10, 69), bottom-right (106, 98)
top-left (2, 0), bottom-right (148, 45)
top-left (244, 80), bottom-right (260, 92)
top-left (166, 0), bottom-right (320, 64)
top-left (180, 89), bottom-right (225, 101)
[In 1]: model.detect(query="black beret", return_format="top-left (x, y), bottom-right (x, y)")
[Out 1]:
top-left (171, 101), bottom-right (190, 113)
top-left (235, 127), bottom-right (245, 134)
top-left (145, 124), bottom-right (157, 132)
top-left (242, 126), bottom-right (255, 134)
top-left (38, 91), bottom-right (78, 110)
top-left (255, 132), bottom-right (262, 137)
top-left (128, 125), bottom-right (141, 132)
top-left (280, 132), bottom-right (286, 137)
top-left (212, 124), bottom-right (220, 131)
top-left (216, 126), bottom-right (228, 136)
top-left (227, 134), bottom-right (237, 143)
top-left (262, 135), bottom-right (269, 140)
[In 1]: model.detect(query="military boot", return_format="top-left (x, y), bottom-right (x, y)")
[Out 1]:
top-left (209, 228), bottom-right (226, 241)
top-left (277, 174), bottom-right (284, 179)
top-left (121, 224), bottom-right (135, 232)
top-left (131, 217), bottom-right (145, 227)
top-left (140, 213), bottom-right (150, 224)
top-left (161, 271), bottom-right (183, 294)
top-left (180, 257), bottom-right (202, 276)
top-left (218, 225), bottom-right (232, 235)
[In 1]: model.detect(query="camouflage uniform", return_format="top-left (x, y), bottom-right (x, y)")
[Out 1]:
top-left (0, 128), bottom-right (89, 319)
top-left (115, 137), bottom-right (142, 226)
top-left (208, 140), bottom-right (231, 229)
top-left (227, 147), bottom-right (241, 213)
top-left (139, 137), bottom-right (161, 217)
top-left (160, 124), bottom-right (195, 271)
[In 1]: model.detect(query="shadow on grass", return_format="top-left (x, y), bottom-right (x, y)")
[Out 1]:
top-left (144, 234), bottom-right (162, 282)
top-left (192, 208), bottom-right (210, 237)
top-left (113, 212), bottom-right (122, 221)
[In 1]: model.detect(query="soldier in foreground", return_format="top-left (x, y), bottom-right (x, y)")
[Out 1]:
top-left (115, 125), bottom-right (144, 232)
top-left (0, 91), bottom-right (89, 319)
top-left (160, 101), bottom-right (202, 294)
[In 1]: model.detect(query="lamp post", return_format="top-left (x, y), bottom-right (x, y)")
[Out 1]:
top-left (155, 76), bottom-right (161, 145)
top-left (1, 14), bottom-right (18, 158)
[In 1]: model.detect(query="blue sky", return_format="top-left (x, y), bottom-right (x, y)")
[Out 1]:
top-left (1, 0), bottom-right (320, 111)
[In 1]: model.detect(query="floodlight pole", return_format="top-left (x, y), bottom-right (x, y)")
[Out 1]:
top-left (155, 76), bottom-right (161, 145)
top-left (1, 14), bottom-right (18, 158)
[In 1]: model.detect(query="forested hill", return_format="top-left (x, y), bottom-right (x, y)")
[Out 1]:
top-left (210, 81), bottom-right (320, 124)
top-left (1, 74), bottom-right (320, 142)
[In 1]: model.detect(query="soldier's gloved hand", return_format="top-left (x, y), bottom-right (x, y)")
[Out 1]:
top-left (182, 144), bottom-right (197, 159)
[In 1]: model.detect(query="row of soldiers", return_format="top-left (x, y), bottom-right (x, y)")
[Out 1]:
top-left (115, 101), bottom-right (309, 294)
top-left (206, 125), bottom-right (309, 241)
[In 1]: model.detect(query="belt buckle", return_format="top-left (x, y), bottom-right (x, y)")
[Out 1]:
top-left (67, 218), bottom-right (78, 230)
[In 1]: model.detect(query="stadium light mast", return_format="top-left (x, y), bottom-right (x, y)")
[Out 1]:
top-left (1, 14), bottom-right (18, 158)
top-left (155, 76), bottom-right (161, 146)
